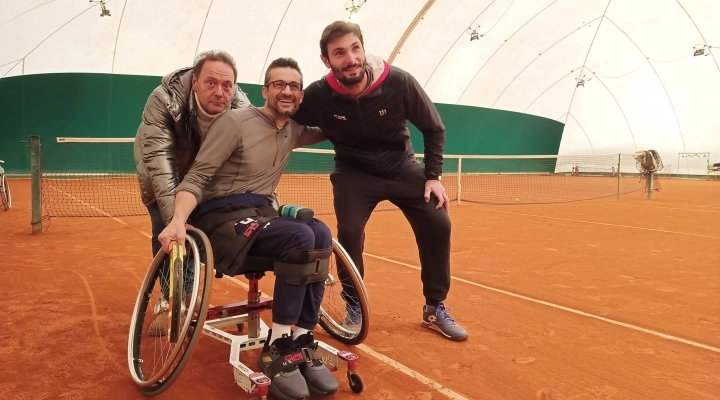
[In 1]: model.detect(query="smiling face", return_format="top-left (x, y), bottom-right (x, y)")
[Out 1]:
top-left (321, 33), bottom-right (367, 87)
top-left (191, 60), bottom-right (235, 115)
top-left (262, 66), bottom-right (304, 117)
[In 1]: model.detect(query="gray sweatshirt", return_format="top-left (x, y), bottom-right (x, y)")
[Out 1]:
top-left (177, 106), bottom-right (323, 204)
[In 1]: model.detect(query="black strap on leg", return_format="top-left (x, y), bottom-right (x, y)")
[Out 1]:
top-left (273, 248), bottom-right (332, 285)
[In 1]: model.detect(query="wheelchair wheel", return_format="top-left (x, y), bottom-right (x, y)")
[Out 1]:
top-left (318, 238), bottom-right (369, 345)
top-left (0, 175), bottom-right (9, 210)
top-left (127, 228), bottom-right (213, 395)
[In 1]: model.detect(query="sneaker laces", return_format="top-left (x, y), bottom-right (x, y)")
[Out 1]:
top-left (435, 303), bottom-right (457, 325)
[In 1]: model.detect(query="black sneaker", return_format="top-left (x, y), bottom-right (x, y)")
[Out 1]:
top-left (257, 331), bottom-right (310, 400)
top-left (421, 302), bottom-right (469, 341)
top-left (294, 332), bottom-right (339, 396)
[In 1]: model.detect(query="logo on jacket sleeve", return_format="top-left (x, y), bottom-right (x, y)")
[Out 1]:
top-left (378, 109), bottom-right (387, 116)
top-left (333, 115), bottom-right (346, 120)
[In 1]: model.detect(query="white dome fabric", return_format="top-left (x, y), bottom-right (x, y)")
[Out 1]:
top-left (1, 0), bottom-right (718, 173)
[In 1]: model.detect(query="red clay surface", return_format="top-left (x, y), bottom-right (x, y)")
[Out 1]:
top-left (1, 178), bottom-right (719, 399)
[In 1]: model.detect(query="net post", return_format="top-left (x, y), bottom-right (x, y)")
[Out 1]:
top-left (29, 135), bottom-right (42, 234)
top-left (456, 157), bottom-right (462, 206)
top-left (616, 154), bottom-right (620, 201)
top-left (646, 172), bottom-right (654, 199)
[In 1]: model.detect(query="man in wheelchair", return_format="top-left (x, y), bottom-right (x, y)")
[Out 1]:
top-left (158, 57), bottom-right (336, 400)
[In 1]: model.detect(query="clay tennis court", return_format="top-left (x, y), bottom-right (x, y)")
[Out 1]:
top-left (1, 177), bottom-right (718, 399)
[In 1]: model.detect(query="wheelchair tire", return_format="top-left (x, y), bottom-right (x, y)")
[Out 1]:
top-left (127, 228), bottom-right (213, 395)
top-left (1, 175), bottom-right (9, 210)
top-left (318, 238), bottom-right (370, 345)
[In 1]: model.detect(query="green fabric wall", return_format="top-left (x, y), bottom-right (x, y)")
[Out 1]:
top-left (0, 73), bottom-right (564, 175)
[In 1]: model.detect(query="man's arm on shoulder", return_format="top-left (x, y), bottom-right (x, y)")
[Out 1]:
top-left (292, 81), bottom-right (322, 127)
top-left (137, 90), bottom-right (179, 223)
top-left (403, 73), bottom-right (445, 181)
top-left (232, 85), bottom-right (253, 108)
top-left (294, 125), bottom-right (326, 148)
top-left (161, 112), bottom-right (243, 252)
top-left (177, 111), bottom-right (242, 205)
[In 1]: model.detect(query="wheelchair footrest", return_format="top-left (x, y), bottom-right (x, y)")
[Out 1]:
top-left (202, 299), bottom-right (363, 396)
top-left (315, 340), bottom-right (359, 373)
top-left (206, 318), bottom-right (272, 395)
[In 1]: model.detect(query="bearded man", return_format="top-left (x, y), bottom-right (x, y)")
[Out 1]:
top-left (291, 21), bottom-right (468, 342)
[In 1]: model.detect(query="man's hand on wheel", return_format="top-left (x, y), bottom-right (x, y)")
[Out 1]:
top-left (159, 220), bottom-right (187, 254)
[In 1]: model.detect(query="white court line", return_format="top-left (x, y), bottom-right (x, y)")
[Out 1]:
top-left (218, 266), bottom-right (472, 398)
top-left (622, 204), bottom-right (720, 214)
top-left (220, 268), bottom-right (471, 398)
top-left (101, 184), bottom-right (138, 195)
top-left (356, 344), bottom-right (470, 400)
top-left (224, 275), bottom-right (250, 290)
top-left (48, 185), bottom-right (151, 239)
top-left (364, 253), bottom-right (720, 354)
top-left (482, 209), bottom-right (720, 239)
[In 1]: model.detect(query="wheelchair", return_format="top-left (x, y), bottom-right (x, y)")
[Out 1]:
top-left (0, 160), bottom-right (10, 211)
top-left (127, 227), bottom-right (369, 398)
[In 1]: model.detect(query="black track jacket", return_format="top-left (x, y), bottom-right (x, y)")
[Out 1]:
top-left (292, 54), bottom-right (445, 180)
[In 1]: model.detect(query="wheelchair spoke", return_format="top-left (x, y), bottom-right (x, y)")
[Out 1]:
top-left (318, 238), bottom-right (370, 345)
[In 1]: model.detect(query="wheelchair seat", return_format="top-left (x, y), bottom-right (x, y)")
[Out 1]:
top-left (213, 255), bottom-right (274, 279)
top-left (127, 227), bottom-right (368, 397)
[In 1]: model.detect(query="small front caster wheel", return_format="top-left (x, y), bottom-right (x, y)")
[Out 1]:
top-left (347, 371), bottom-right (363, 393)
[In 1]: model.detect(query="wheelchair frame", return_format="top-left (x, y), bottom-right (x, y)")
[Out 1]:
top-left (128, 227), bottom-right (368, 398)
top-left (202, 271), bottom-right (362, 397)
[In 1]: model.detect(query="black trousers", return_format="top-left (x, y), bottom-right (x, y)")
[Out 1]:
top-left (247, 216), bottom-right (331, 330)
top-left (200, 192), bottom-right (331, 330)
top-left (330, 162), bottom-right (452, 306)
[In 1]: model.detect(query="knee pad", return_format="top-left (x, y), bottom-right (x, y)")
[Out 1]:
top-left (274, 248), bottom-right (332, 285)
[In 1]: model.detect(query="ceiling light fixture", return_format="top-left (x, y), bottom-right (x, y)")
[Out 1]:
top-left (345, 0), bottom-right (366, 23)
top-left (575, 74), bottom-right (592, 87)
top-left (89, 0), bottom-right (111, 17)
top-left (693, 44), bottom-right (714, 57)
top-left (468, 25), bottom-right (481, 41)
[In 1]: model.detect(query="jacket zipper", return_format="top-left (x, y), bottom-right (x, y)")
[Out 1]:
top-left (356, 98), bottom-right (381, 174)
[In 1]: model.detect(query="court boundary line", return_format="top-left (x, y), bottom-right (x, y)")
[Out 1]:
top-left (364, 253), bottom-right (720, 354)
top-left (219, 273), bottom-right (471, 398)
top-left (219, 274), bottom-right (471, 399)
top-left (481, 209), bottom-right (720, 239)
top-left (46, 185), bottom-right (720, 352)
top-left (48, 185), bottom-right (152, 238)
top-left (618, 204), bottom-right (720, 213)
top-left (356, 344), bottom-right (470, 400)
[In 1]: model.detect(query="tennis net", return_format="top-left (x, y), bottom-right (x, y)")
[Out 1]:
top-left (33, 137), bottom-right (642, 219)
